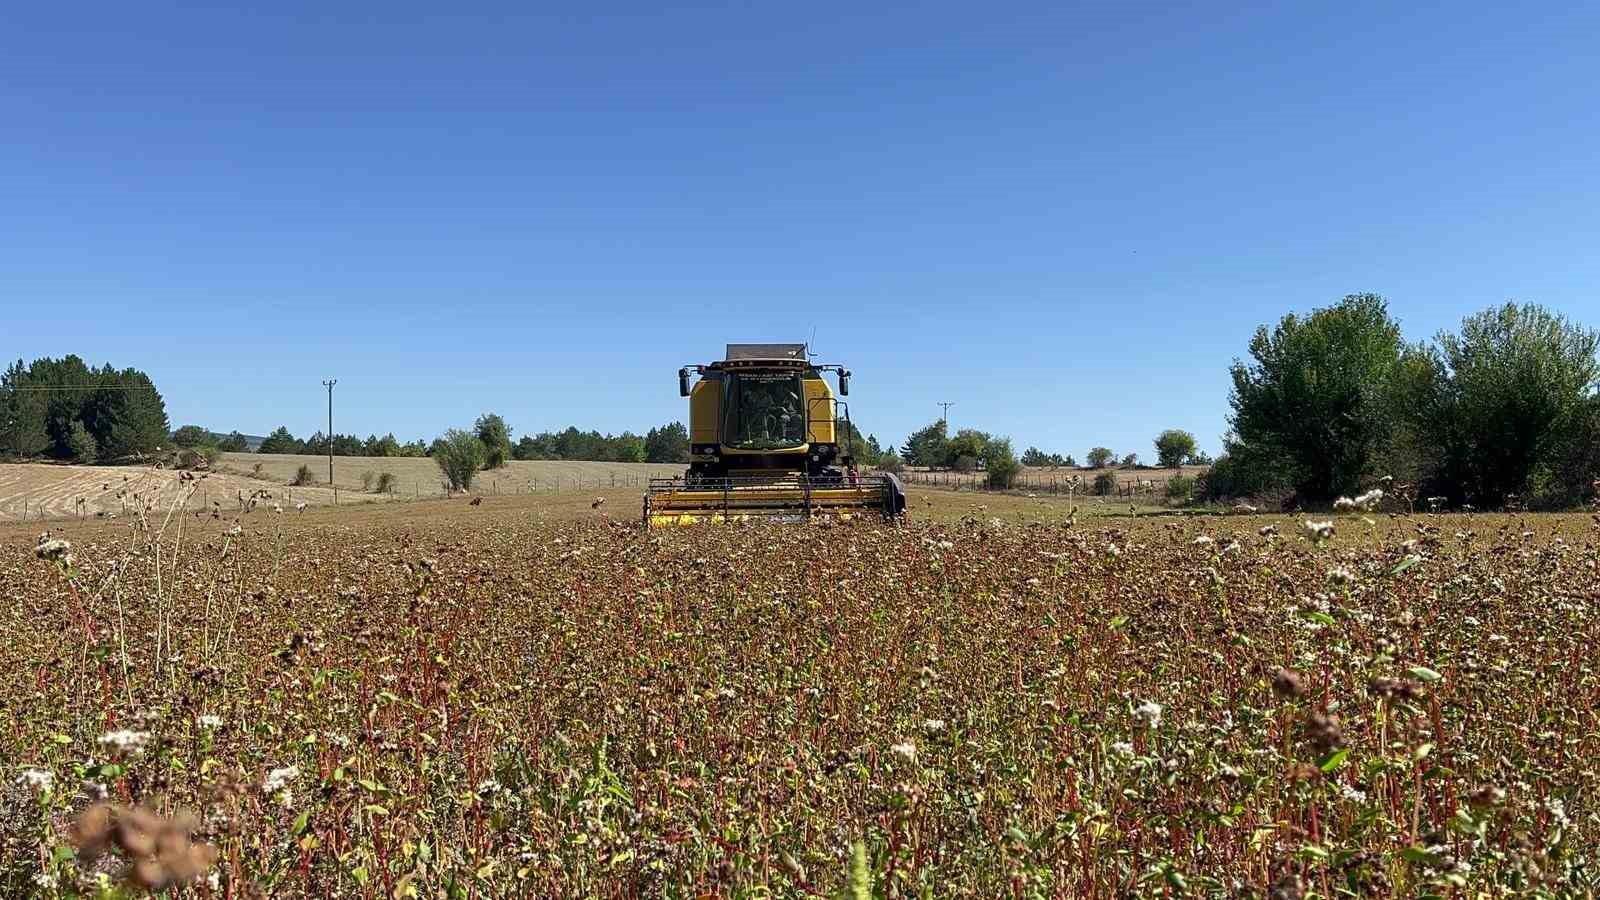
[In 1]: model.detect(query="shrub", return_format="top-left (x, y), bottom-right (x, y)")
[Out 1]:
top-left (252, 462), bottom-right (264, 478)
top-left (176, 446), bottom-right (218, 470)
top-left (1087, 447), bottom-right (1115, 468)
top-left (292, 464), bottom-right (316, 486)
top-left (952, 454), bottom-right (977, 473)
top-left (1093, 472), bottom-right (1117, 496)
top-left (875, 455), bottom-right (904, 474)
top-left (376, 472), bottom-right (398, 494)
top-left (434, 429), bottom-right (486, 491)
top-left (1165, 474), bottom-right (1196, 501)
top-left (360, 470), bottom-right (375, 492)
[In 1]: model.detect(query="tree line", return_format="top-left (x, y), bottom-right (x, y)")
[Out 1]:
top-left (900, 424), bottom-right (1212, 474)
top-left (1, 356), bottom-right (170, 463)
top-left (1206, 295), bottom-right (1599, 509)
top-left (896, 422), bottom-right (1213, 478)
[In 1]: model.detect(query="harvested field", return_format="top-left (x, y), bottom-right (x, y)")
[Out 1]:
top-left (0, 456), bottom-right (689, 523)
top-left (0, 463), bottom-right (374, 523)
top-left (221, 453), bottom-right (684, 497)
top-left (3, 502), bottom-right (1596, 895)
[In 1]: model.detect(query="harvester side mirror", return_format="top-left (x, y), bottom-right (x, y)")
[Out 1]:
top-left (839, 371), bottom-right (850, 396)
top-left (678, 368), bottom-right (691, 397)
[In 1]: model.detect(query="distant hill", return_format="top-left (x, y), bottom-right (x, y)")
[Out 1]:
top-left (208, 431), bottom-right (267, 451)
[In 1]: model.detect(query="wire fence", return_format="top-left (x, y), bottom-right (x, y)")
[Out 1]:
top-left (895, 468), bottom-right (1198, 499)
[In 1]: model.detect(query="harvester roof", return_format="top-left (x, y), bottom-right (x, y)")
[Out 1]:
top-left (724, 343), bottom-right (807, 362)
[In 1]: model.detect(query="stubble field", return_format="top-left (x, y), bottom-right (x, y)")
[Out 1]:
top-left (2, 493), bottom-right (1596, 897)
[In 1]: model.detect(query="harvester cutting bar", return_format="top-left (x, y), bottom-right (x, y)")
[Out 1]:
top-left (643, 474), bottom-right (905, 526)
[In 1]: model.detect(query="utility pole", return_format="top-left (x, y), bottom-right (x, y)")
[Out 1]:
top-left (322, 379), bottom-right (337, 486)
top-left (937, 401), bottom-right (955, 429)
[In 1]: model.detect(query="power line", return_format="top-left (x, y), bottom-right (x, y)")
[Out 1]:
top-left (937, 401), bottom-right (955, 427)
top-left (0, 385), bottom-right (158, 392)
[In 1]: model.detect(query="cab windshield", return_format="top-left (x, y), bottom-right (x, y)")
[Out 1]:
top-left (724, 372), bottom-right (805, 450)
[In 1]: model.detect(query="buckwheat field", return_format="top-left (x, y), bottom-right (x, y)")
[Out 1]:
top-left (3, 490), bottom-right (1597, 897)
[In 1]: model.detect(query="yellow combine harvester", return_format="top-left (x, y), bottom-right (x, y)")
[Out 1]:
top-left (644, 343), bottom-right (907, 526)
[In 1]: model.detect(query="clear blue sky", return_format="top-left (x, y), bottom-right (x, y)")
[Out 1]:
top-left (5, 3), bottom-right (1599, 457)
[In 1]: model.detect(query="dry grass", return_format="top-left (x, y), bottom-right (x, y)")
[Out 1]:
top-left (1, 456), bottom-right (689, 523)
top-left (0, 463), bottom-right (374, 522)
top-left (3, 492), bottom-right (1596, 895)
top-left (220, 453), bottom-right (684, 496)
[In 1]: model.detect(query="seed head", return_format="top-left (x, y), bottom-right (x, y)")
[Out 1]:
top-left (1271, 667), bottom-right (1306, 699)
top-left (34, 534), bottom-right (73, 566)
top-left (1304, 711), bottom-right (1344, 754)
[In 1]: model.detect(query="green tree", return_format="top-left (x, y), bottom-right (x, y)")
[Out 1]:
top-left (985, 437), bottom-right (1021, 489)
top-left (900, 420), bottom-right (950, 467)
top-left (1086, 447), bottom-right (1115, 468)
top-left (258, 426), bottom-right (303, 454)
top-left (172, 425), bottom-right (211, 447)
top-left (610, 432), bottom-right (647, 463)
top-left (67, 420), bottom-right (97, 463)
top-left (1154, 429), bottom-right (1197, 468)
top-left (217, 431), bottom-right (251, 452)
top-left (1, 360), bottom-right (50, 459)
top-left (944, 428), bottom-right (989, 469)
top-left (363, 433), bottom-right (401, 457)
top-left (1021, 447), bottom-right (1051, 467)
top-left (1408, 302), bottom-right (1599, 506)
top-left (1228, 293), bottom-right (1405, 502)
top-left (474, 413), bottom-right (513, 469)
top-left (434, 429), bottom-right (486, 491)
top-left (644, 422), bottom-right (690, 463)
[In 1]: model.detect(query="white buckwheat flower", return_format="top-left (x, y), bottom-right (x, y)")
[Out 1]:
top-left (263, 765), bottom-right (300, 793)
top-left (17, 768), bottom-right (54, 794)
top-left (97, 729), bottom-right (151, 755)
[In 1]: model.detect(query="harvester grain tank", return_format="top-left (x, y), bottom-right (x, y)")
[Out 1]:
top-left (643, 344), bottom-right (907, 526)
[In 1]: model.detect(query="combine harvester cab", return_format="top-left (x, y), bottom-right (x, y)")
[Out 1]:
top-left (644, 343), bottom-right (907, 527)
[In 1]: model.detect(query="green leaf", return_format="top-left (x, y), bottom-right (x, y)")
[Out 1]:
top-left (1317, 749), bottom-right (1350, 773)
top-left (1401, 845), bottom-right (1442, 865)
top-left (351, 866), bottom-right (369, 886)
top-left (1407, 666), bottom-right (1443, 683)
top-left (358, 778), bottom-right (388, 793)
top-left (1301, 610), bottom-right (1337, 627)
top-left (291, 811), bottom-right (311, 836)
top-left (1390, 555), bottom-right (1423, 575)
top-left (1107, 615), bottom-right (1129, 630)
